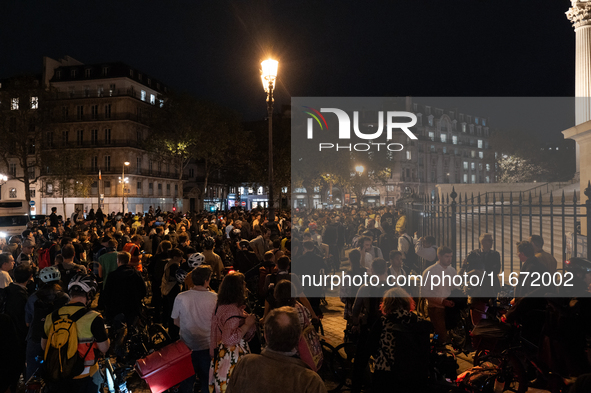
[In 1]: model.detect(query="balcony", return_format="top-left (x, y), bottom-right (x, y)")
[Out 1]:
top-left (46, 139), bottom-right (143, 149)
top-left (53, 112), bottom-right (150, 125)
top-left (52, 88), bottom-right (153, 102)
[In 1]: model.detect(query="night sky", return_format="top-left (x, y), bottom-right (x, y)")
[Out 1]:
top-left (0, 0), bottom-right (576, 140)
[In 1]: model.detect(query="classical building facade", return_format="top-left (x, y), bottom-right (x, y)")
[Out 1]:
top-left (0, 55), bottom-right (183, 217)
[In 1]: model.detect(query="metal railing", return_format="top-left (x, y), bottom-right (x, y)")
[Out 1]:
top-left (401, 182), bottom-right (591, 272)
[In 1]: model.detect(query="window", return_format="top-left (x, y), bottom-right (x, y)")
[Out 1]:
top-left (136, 157), bottom-right (142, 174)
top-left (147, 78), bottom-right (152, 86)
top-left (428, 117), bottom-right (433, 126)
top-left (486, 176), bottom-right (490, 183)
top-left (443, 147), bottom-right (447, 154)
top-left (138, 74), bottom-right (143, 81)
top-left (428, 132), bottom-right (435, 141)
top-left (463, 174), bottom-right (468, 183)
top-left (148, 183), bottom-right (153, 195)
top-left (9, 163), bottom-right (16, 177)
top-left (141, 90), bottom-right (146, 101)
top-left (97, 85), bottom-right (104, 97)
top-left (9, 188), bottom-right (16, 198)
top-left (174, 184), bottom-right (178, 196)
top-left (90, 129), bottom-right (98, 145)
top-left (478, 140), bottom-right (483, 149)
top-left (137, 181), bottom-right (142, 193)
top-left (62, 131), bottom-right (69, 146)
top-left (471, 150), bottom-right (476, 158)
top-left (471, 162), bottom-right (475, 170)
top-left (486, 164), bottom-right (490, 171)
top-left (104, 181), bottom-right (111, 195)
top-left (30, 97), bottom-right (38, 109)
top-left (104, 156), bottom-right (111, 171)
top-left (11, 98), bottom-right (18, 110)
top-left (157, 183), bottom-right (162, 196)
top-left (166, 183), bottom-right (171, 196)
top-left (150, 94), bottom-right (155, 105)
top-left (55, 70), bottom-right (61, 80)
top-left (469, 125), bottom-right (474, 135)
top-left (68, 86), bottom-right (75, 98)
top-left (85, 69), bottom-right (92, 78)
top-left (430, 145), bottom-right (435, 152)
top-left (109, 84), bottom-right (115, 96)
top-left (137, 130), bottom-right (141, 142)
top-left (158, 162), bottom-right (162, 174)
top-left (159, 99), bottom-right (164, 108)
top-left (28, 139), bottom-right (35, 155)
top-left (462, 123), bottom-right (466, 133)
top-left (452, 135), bottom-right (457, 145)
top-left (105, 104), bottom-right (111, 119)
top-left (479, 152), bottom-right (484, 159)
top-left (102, 67), bottom-right (109, 76)
top-left (463, 161), bottom-right (468, 170)
top-left (47, 132), bottom-right (54, 148)
top-left (440, 134), bottom-right (447, 143)
top-left (77, 130), bottom-right (84, 145)
top-left (77, 105), bottom-right (84, 120)
top-left (90, 156), bottom-right (98, 171)
top-left (62, 107), bottom-right (69, 121)
top-left (406, 150), bottom-right (411, 160)
top-left (91, 105), bottom-right (98, 119)
top-left (471, 174), bottom-right (476, 184)
top-left (71, 69), bottom-right (77, 78)
top-left (84, 85), bottom-right (90, 97)
top-left (130, 69), bottom-right (134, 77)
top-left (425, 106), bottom-right (431, 115)
top-left (30, 189), bottom-right (35, 198)
top-left (475, 117), bottom-right (479, 125)
top-left (482, 119), bottom-right (486, 126)
top-left (189, 168), bottom-right (194, 178)
top-left (105, 129), bottom-right (111, 144)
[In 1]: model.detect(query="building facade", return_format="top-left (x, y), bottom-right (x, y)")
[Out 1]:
top-left (0, 56), bottom-right (183, 217)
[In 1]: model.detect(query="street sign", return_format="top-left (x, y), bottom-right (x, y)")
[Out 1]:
top-left (241, 201), bottom-right (246, 206)
top-left (29, 201), bottom-right (35, 206)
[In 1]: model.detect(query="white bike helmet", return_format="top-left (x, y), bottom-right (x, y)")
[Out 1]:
top-left (39, 266), bottom-right (61, 283)
top-left (188, 252), bottom-right (205, 269)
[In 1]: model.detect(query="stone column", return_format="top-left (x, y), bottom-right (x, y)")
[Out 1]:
top-left (564, 1), bottom-right (591, 236)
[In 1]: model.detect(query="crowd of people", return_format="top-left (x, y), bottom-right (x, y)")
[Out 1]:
top-left (1, 204), bottom-right (591, 393)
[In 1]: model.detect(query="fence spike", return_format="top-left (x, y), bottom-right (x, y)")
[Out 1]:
top-left (465, 192), bottom-right (468, 204)
top-left (478, 193), bottom-right (481, 204)
top-left (562, 190), bottom-right (565, 204)
top-left (485, 193), bottom-right (489, 204)
top-left (539, 191), bottom-right (542, 204)
top-left (585, 181), bottom-right (591, 200)
top-left (528, 191), bottom-right (532, 204)
top-left (500, 192), bottom-right (504, 203)
top-left (550, 191), bottom-right (553, 204)
top-left (450, 187), bottom-right (457, 201)
top-left (573, 189), bottom-right (578, 203)
top-left (446, 193), bottom-right (449, 204)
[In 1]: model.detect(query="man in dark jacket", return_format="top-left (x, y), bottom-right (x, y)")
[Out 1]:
top-left (514, 240), bottom-right (549, 299)
top-left (102, 251), bottom-right (147, 324)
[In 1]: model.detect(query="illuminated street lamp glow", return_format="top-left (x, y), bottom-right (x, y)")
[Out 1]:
top-left (355, 165), bottom-right (365, 175)
top-left (261, 59), bottom-right (278, 93)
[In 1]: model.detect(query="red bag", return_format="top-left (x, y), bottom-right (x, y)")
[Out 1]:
top-left (297, 307), bottom-right (323, 372)
top-left (135, 341), bottom-right (194, 393)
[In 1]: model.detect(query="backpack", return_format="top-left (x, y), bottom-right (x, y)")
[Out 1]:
top-left (401, 236), bottom-right (419, 272)
top-left (44, 307), bottom-right (94, 382)
top-left (38, 244), bottom-right (55, 270)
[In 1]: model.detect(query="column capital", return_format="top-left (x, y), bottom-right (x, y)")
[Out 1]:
top-left (567, 1), bottom-right (591, 29)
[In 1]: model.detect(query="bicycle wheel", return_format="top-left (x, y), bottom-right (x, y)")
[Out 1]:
top-left (318, 341), bottom-right (346, 392)
top-left (333, 342), bottom-right (363, 390)
top-left (477, 353), bottom-right (527, 393)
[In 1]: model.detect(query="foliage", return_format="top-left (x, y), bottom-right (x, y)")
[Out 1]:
top-left (497, 155), bottom-right (550, 183)
top-left (0, 75), bottom-right (55, 201)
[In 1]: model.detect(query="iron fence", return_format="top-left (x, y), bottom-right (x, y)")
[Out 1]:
top-left (401, 182), bottom-right (591, 273)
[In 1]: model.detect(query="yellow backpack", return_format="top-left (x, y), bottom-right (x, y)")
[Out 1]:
top-left (44, 307), bottom-right (92, 381)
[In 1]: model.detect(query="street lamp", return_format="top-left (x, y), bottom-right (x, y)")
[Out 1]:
top-left (355, 165), bottom-right (365, 175)
top-left (261, 58), bottom-right (278, 222)
top-left (121, 161), bottom-right (130, 213)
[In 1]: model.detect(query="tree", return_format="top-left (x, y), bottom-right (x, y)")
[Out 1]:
top-left (42, 149), bottom-right (94, 217)
top-left (0, 75), bottom-right (55, 202)
top-left (497, 155), bottom-right (550, 183)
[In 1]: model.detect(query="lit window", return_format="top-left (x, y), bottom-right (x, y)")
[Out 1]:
top-left (486, 176), bottom-right (490, 183)
top-left (479, 152), bottom-right (484, 159)
top-left (471, 150), bottom-right (476, 158)
top-left (30, 97), bottom-right (38, 109)
top-left (471, 162), bottom-right (475, 170)
top-left (11, 98), bottom-right (19, 110)
top-left (462, 124), bottom-right (466, 133)
top-left (478, 140), bottom-right (483, 149)
top-left (428, 117), bottom-right (433, 126)
top-left (556, 147), bottom-right (559, 151)
top-left (150, 94), bottom-right (155, 105)
top-left (486, 164), bottom-right (490, 171)
top-left (452, 135), bottom-right (457, 145)
top-left (258, 186), bottom-right (263, 195)
top-left (471, 174), bottom-right (476, 184)
top-left (159, 99), bottom-right (164, 108)
top-left (463, 161), bottom-right (468, 170)
top-left (141, 90), bottom-right (146, 101)
top-left (9, 188), bottom-right (17, 198)
top-left (428, 132), bottom-right (435, 141)
top-left (440, 134), bottom-right (446, 143)
top-left (463, 174), bottom-right (468, 183)
top-left (406, 151), bottom-right (411, 160)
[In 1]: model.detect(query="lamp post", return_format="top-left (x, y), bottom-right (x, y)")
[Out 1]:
top-left (261, 59), bottom-right (278, 222)
top-left (120, 161), bottom-right (130, 213)
top-left (354, 165), bottom-right (364, 206)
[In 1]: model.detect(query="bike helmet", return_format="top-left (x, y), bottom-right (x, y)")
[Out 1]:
top-left (188, 252), bottom-right (205, 268)
top-left (231, 228), bottom-right (241, 238)
top-left (239, 240), bottom-right (250, 250)
top-left (39, 266), bottom-right (61, 283)
top-left (308, 222), bottom-right (317, 231)
top-left (565, 258), bottom-right (591, 275)
top-left (68, 273), bottom-right (98, 299)
top-left (175, 267), bottom-right (189, 284)
top-left (203, 236), bottom-right (215, 250)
